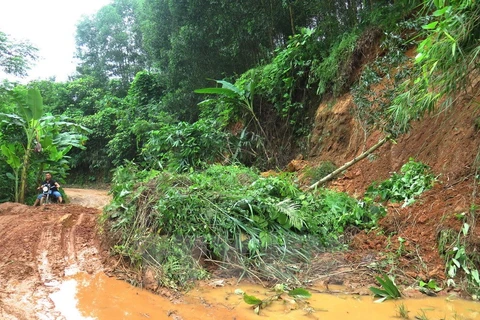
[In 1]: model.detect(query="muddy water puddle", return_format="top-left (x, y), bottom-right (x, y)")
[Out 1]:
top-left (53, 272), bottom-right (480, 320)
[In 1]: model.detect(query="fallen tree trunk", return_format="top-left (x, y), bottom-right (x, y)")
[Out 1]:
top-left (309, 134), bottom-right (391, 189)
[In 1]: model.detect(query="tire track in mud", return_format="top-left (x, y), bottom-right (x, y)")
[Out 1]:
top-left (34, 217), bottom-right (63, 320)
top-left (0, 196), bottom-right (109, 320)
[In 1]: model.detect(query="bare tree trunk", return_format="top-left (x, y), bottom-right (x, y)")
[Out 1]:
top-left (309, 135), bottom-right (391, 189)
top-left (19, 147), bottom-right (31, 203)
top-left (289, 5), bottom-right (295, 35)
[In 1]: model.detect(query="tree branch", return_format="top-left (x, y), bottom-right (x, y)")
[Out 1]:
top-left (309, 134), bottom-right (391, 189)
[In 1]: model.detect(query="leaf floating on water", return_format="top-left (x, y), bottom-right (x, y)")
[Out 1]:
top-left (243, 293), bottom-right (262, 305)
top-left (288, 288), bottom-right (312, 299)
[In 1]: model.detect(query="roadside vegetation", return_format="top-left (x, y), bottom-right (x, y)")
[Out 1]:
top-left (1, 0), bottom-right (480, 301)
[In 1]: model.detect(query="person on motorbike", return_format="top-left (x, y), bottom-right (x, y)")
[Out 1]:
top-left (33, 172), bottom-right (63, 206)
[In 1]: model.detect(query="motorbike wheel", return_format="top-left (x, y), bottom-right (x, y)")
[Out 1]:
top-left (43, 195), bottom-right (50, 205)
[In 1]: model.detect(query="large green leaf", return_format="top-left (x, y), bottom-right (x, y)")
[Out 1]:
top-left (0, 113), bottom-right (26, 127)
top-left (1, 143), bottom-right (22, 169)
top-left (215, 80), bottom-right (242, 95)
top-left (369, 286), bottom-right (389, 298)
top-left (194, 87), bottom-right (239, 98)
top-left (27, 89), bottom-right (43, 120)
top-left (288, 288), bottom-right (312, 299)
top-left (375, 275), bottom-right (401, 298)
top-left (369, 274), bottom-right (401, 302)
top-left (243, 293), bottom-right (262, 305)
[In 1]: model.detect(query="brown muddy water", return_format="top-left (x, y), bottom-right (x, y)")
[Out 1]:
top-left (50, 272), bottom-right (480, 320)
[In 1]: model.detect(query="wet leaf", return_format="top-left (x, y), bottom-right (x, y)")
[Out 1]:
top-left (369, 286), bottom-right (389, 298)
top-left (288, 288), bottom-right (312, 299)
top-left (243, 293), bottom-right (262, 305)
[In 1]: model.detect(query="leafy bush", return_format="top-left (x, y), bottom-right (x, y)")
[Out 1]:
top-left (141, 118), bottom-right (230, 172)
top-left (104, 163), bottom-right (386, 287)
top-left (365, 158), bottom-right (436, 205)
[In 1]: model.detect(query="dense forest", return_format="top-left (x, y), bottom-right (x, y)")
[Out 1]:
top-left (1, 0), bottom-right (480, 298)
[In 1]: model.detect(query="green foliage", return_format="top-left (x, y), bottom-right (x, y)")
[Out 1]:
top-left (104, 163), bottom-right (385, 287)
top-left (128, 71), bottom-right (165, 106)
top-left (141, 118), bottom-right (229, 172)
top-left (195, 78), bottom-right (266, 138)
top-left (71, 105), bottom-right (118, 172)
top-left (438, 223), bottom-right (480, 296)
top-left (369, 274), bottom-right (402, 302)
top-left (389, 0), bottom-right (480, 133)
top-left (308, 189), bottom-right (386, 239)
top-left (243, 293), bottom-right (263, 306)
top-left (418, 279), bottom-right (442, 294)
top-left (140, 237), bottom-right (209, 289)
top-left (314, 31), bottom-right (359, 97)
top-left (352, 31), bottom-right (411, 135)
top-left (254, 28), bottom-right (324, 114)
top-left (287, 287), bottom-right (312, 299)
top-left (365, 159), bottom-right (436, 206)
top-left (396, 303), bottom-right (409, 319)
top-left (75, 0), bottom-right (146, 92)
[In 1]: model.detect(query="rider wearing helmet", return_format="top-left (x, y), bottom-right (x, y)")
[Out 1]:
top-left (33, 172), bottom-right (63, 206)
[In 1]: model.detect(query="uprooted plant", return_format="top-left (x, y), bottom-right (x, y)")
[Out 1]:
top-left (369, 274), bottom-right (402, 302)
top-left (438, 222), bottom-right (480, 298)
top-left (240, 284), bottom-right (311, 315)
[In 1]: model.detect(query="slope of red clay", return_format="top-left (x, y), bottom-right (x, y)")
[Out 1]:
top-left (305, 78), bottom-right (480, 291)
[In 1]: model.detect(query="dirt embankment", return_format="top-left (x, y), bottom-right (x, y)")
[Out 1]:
top-left (0, 189), bottom-right (110, 319)
top-left (303, 78), bottom-right (480, 288)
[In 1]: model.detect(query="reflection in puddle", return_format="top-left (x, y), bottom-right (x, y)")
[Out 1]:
top-left (50, 279), bottom-right (94, 320)
top-left (53, 272), bottom-right (480, 320)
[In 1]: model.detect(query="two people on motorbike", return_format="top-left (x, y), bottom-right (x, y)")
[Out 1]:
top-left (33, 172), bottom-right (63, 206)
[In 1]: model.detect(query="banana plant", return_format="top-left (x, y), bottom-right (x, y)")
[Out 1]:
top-left (0, 88), bottom-right (44, 203)
top-left (195, 78), bottom-right (271, 161)
top-left (0, 143), bottom-right (22, 202)
top-left (0, 88), bottom-right (89, 203)
top-left (195, 79), bottom-right (268, 136)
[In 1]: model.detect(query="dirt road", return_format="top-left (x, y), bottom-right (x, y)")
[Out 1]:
top-left (0, 189), bottom-right (110, 319)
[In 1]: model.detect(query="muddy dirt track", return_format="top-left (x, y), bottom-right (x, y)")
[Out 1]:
top-left (0, 189), bottom-right (109, 319)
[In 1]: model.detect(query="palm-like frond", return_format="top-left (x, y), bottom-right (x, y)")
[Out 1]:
top-left (275, 198), bottom-right (304, 230)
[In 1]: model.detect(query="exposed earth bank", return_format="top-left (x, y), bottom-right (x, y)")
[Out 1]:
top-left (298, 77), bottom-right (480, 293)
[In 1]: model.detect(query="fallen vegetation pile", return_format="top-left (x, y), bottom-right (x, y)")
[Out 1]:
top-left (103, 163), bottom-right (387, 288)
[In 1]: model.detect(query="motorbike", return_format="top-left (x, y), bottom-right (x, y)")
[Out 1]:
top-left (41, 184), bottom-right (58, 205)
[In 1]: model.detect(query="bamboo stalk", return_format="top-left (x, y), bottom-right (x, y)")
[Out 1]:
top-left (309, 135), bottom-right (391, 189)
